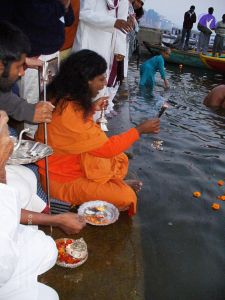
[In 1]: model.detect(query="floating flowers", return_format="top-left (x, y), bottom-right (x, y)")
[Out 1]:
top-left (217, 180), bottom-right (224, 186)
top-left (192, 176), bottom-right (225, 211)
top-left (211, 203), bottom-right (220, 211)
top-left (217, 195), bottom-right (225, 201)
top-left (193, 191), bottom-right (201, 198)
top-left (151, 140), bottom-right (164, 151)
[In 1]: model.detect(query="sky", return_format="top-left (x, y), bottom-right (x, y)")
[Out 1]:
top-left (143, 0), bottom-right (224, 27)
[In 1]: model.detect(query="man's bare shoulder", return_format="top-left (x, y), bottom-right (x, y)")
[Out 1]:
top-left (204, 85), bottom-right (225, 108)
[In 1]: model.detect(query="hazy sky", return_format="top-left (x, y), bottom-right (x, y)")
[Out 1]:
top-left (143, 0), bottom-right (224, 27)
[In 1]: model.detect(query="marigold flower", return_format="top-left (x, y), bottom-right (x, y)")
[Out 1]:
top-left (217, 195), bottom-right (225, 201)
top-left (217, 180), bottom-right (224, 186)
top-left (211, 203), bottom-right (220, 210)
top-left (193, 191), bottom-right (201, 198)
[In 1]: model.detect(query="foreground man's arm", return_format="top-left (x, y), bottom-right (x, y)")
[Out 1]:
top-left (20, 210), bottom-right (86, 234)
top-left (0, 110), bottom-right (86, 234)
top-left (0, 91), bottom-right (54, 123)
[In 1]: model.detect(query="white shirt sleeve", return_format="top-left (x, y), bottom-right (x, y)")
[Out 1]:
top-left (117, 0), bottom-right (129, 20)
top-left (79, 0), bottom-right (116, 33)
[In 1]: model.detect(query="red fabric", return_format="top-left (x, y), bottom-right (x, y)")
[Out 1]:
top-left (107, 56), bottom-right (118, 87)
top-left (41, 205), bottom-right (50, 214)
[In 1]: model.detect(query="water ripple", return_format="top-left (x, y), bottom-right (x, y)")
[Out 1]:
top-left (128, 58), bottom-right (225, 299)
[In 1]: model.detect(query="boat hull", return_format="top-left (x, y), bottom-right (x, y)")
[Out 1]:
top-left (200, 55), bottom-right (225, 74)
top-left (142, 42), bottom-right (207, 69)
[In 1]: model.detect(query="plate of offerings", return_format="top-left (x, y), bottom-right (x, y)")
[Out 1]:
top-left (7, 140), bottom-right (53, 165)
top-left (78, 200), bottom-right (119, 226)
top-left (55, 238), bottom-right (88, 268)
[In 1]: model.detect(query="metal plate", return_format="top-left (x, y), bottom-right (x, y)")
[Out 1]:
top-left (55, 238), bottom-right (88, 268)
top-left (7, 140), bottom-right (53, 165)
top-left (78, 200), bottom-right (119, 226)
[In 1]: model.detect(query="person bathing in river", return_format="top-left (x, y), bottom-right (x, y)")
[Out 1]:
top-left (203, 85), bottom-right (225, 109)
top-left (36, 50), bottom-right (160, 216)
top-left (139, 47), bottom-right (170, 95)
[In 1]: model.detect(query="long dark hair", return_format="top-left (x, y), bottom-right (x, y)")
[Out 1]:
top-left (0, 21), bottom-right (30, 77)
top-left (47, 50), bottom-right (107, 116)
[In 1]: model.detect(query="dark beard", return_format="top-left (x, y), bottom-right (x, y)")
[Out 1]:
top-left (0, 77), bottom-right (15, 92)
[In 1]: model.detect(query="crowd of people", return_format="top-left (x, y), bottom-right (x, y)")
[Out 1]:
top-left (179, 5), bottom-right (225, 57)
top-left (0, 1), bottom-right (224, 299)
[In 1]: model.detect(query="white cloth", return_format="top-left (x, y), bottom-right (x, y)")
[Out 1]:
top-left (124, 2), bottom-right (139, 77)
top-left (0, 183), bottom-right (58, 300)
top-left (19, 52), bottom-right (60, 138)
top-left (106, 84), bottom-right (119, 113)
top-left (73, 0), bottom-right (116, 68)
top-left (73, 0), bottom-right (127, 71)
top-left (106, 0), bottom-right (119, 10)
top-left (6, 165), bottom-right (46, 213)
top-left (73, 0), bottom-right (128, 115)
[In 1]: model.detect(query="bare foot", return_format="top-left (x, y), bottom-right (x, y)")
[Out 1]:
top-left (125, 179), bottom-right (143, 193)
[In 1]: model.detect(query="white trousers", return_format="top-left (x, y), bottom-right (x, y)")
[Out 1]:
top-left (0, 226), bottom-right (58, 300)
top-left (0, 184), bottom-right (58, 300)
top-left (106, 84), bottom-right (119, 114)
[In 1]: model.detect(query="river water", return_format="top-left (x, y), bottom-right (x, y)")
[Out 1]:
top-left (127, 57), bottom-right (225, 300)
top-left (40, 57), bottom-right (225, 300)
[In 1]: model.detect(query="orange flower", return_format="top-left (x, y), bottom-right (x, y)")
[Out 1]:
top-left (193, 191), bottom-right (201, 198)
top-left (217, 180), bottom-right (224, 186)
top-left (58, 248), bottom-right (64, 254)
top-left (65, 239), bottom-right (73, 245)
top-left (217, 195), bottom-right (225, 201)
top-left (211, 203), bottom-right (220, 210)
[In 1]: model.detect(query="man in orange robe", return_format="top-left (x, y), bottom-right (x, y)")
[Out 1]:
top-left (36, 50), bottom-right (160, 216)
top-left (36, 101), bottom-right (140, 216)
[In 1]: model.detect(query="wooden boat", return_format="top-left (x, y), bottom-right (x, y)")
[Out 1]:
top-left (142, 41), bottom-right (207, 69)
top-left (162, 41), bottom-right (193, 51)
top-left (200, 55), bottom-right (225, 74)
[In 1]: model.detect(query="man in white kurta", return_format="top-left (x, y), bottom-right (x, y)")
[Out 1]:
top-left (0, 183), bottom-right (58, 300)
top-left (6, 165), bottom-right (47, 212)
top-left (72, 0), bottom-right (129, 114)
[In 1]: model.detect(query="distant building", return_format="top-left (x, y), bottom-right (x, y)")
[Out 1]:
top-left (140, 9), bottom-right (173, 30)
